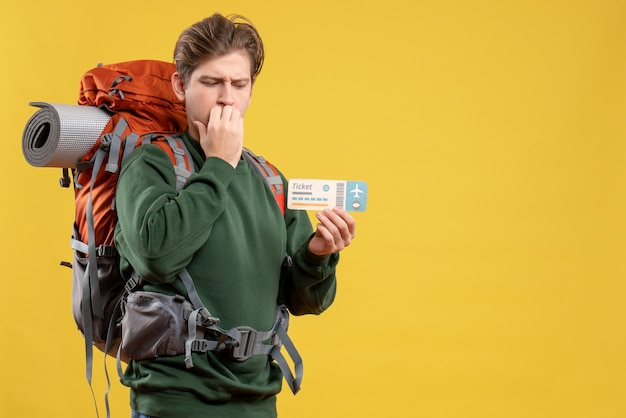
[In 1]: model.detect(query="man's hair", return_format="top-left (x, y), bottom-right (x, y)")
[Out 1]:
top-left (173, 13), bottom-right (264, 84)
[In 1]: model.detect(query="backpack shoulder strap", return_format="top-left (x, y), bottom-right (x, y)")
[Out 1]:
top-left (149, 135), bottom-right (195, 191)
top-left (242, 148), bottom-right (285, 215)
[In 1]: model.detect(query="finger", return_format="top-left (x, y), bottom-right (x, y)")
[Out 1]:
top-left (206, 106), bottom-right (220, 128)
top-left (315, 210), bottom-right (345, 247)
top-left (318, 209), bottom-right (349, 241)
top-left (231, 106), bottom-right (241, 121)
top-left (313, 224), bottom-right (337, 251)
top-left (332, 207), bottom-right (357, 239)
top-left (221, 105), bottom-right (234, 121)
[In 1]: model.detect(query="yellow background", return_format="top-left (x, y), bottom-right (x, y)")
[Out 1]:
top-left (2, 0), bottom-right (625, 417)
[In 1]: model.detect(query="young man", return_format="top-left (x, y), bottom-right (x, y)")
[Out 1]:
top-left (114, 13), bottom-right (357, 418)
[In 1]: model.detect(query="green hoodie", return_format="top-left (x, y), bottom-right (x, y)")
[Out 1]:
top-left (114, 133), bottom-right (339, 417)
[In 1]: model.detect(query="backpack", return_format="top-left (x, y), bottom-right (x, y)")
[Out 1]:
top-left (67, 60), bottom-right (190, 373)
top-left (64, 60), bottom-right (296, 416)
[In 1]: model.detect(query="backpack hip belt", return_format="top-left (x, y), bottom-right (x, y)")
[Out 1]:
top-left (189, 306), bottom-right (303, 395)
top-left (179, 267), bottom-right (303, 394)
top-left (186, 311), bottom-right (285, 361)
top-left (120, 268), bottom-right (303, 394)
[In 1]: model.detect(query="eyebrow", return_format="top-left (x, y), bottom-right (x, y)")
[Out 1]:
top-left (198, 75), bottom-right (250, 84)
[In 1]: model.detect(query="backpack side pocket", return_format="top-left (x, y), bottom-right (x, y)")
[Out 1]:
top-left (121, 291), bottom-right (189, 359)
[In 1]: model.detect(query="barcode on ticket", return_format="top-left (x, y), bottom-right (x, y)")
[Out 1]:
top-left (287, 179), bottom-right (368, 212)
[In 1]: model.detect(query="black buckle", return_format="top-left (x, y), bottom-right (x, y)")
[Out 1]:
top-left (124, 273), bottom-right (141, 293)
top-left (96, 245), bottom-right (117, 257)
top-left (191, 339), bottom-right (211, 353)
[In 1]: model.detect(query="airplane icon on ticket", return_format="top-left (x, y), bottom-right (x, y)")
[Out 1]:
top-left (350, 184), bottom-right (365, 199)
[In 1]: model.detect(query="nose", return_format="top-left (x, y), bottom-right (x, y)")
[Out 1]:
top-left (217, 83), bottom-right (234, 106)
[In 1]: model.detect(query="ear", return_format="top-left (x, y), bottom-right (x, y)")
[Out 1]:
top-left (171, 72), bottom-right (185, 101)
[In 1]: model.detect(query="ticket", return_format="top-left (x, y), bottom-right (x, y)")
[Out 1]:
top-left (287, 179), bottom-right (368, 212)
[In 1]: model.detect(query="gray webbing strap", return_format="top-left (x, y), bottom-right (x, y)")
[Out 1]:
top-left (178, 269), bottom-right (215, 368)
top-left (242, 149), bottom-right (283, 193)
top-left (83, 141), bottom-right (109, 387)
top-left (103, 297), bottom-right (123, 418)
top-left (121, 132), bottom-right (141, 164)
top-left (271, 316), bottom-right (303, 394)
top-left (177, 269), bottom-right (215, 322)
top-left (185, 308), bottom-right (221, 368)
top-left (115, 343), bottom-right (125, 388)
top-left (185, 308), bottom-right (201, 368)
top-left (70, 237), bottom-right (88, 253)
top-left (141, 133), bottom-right (156, 145)
top-left (104, 117), bottom-right (129, 173)
top-left (83, 117), bottom-right (129, 418)
top-left (178, 267), bottom-right (222, 370)
top-left (137, 134), bottom-right (194, 191)
top-left (164, 135), bottom-right (193, 191)
top-left (178, 138), bottom-right (195, 174)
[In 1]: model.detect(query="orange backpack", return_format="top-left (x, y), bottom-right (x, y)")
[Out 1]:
top-left (67, 61), bottom-right (193, 396)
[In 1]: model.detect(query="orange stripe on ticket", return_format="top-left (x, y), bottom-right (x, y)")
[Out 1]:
top-left (290, 202), bottom-right (329, 207)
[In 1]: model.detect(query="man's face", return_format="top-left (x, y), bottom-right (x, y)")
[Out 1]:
top-left (173, 50), bottom-right (253, 141)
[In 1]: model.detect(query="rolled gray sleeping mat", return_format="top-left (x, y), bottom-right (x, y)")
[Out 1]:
top-left (22, 102), bottom-right (111, 168)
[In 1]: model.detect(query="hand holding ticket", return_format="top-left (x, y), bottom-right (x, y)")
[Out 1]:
top-left (288, 179), bottom-right (368, 212)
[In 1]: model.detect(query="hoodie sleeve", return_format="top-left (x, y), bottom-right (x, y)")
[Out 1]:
top-left (278, 183), bottom-right (340, 316)
top-left (114, 143), bottom-right (236, 283)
